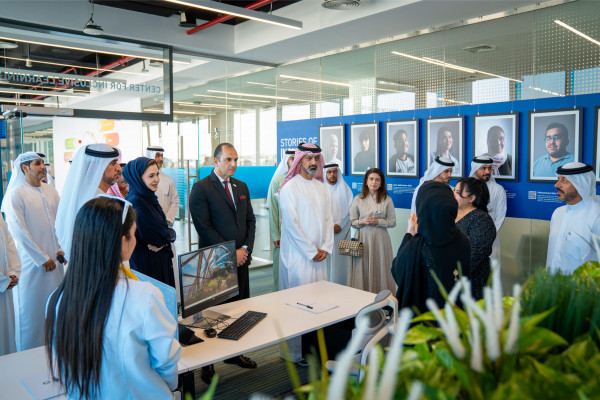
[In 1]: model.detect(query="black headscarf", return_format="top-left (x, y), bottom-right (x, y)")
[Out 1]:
top-left (416, 181), bottom-right (460, 246)
top-left (123, 157), bottom-right (175, 285)
top-left (391, 181), bottom-right (459, 311)
top-left (123, 157), bottom-right (166, 225)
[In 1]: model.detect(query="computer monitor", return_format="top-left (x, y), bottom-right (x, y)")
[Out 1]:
top-left (178, 240), bottom-right (238, 320)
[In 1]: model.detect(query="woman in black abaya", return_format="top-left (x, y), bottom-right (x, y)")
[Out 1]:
top-left (391, 181), bottom-right (471, 312)
top-left (123, 157), bottom-right (176, 287)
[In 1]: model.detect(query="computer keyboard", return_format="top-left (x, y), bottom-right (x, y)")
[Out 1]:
top-left (217, 310), bottom-right (267, 340)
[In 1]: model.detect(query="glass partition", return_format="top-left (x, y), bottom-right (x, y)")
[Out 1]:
top-left (0, 20), bottom-right (172, 119)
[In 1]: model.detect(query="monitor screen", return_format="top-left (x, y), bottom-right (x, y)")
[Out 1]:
top-left (178, 240), bottom-right (238, 319)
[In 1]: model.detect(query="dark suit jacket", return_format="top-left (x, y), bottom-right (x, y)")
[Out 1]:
top-left (189, 170), bottom-right (256, 256)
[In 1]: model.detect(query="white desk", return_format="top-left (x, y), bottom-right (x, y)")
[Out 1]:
top-left (0, 281), bottom-right (375, 399)
top-left (0, 345), bottom-right (188, 399)
top-left (179, 281), bottom-right (375, 371)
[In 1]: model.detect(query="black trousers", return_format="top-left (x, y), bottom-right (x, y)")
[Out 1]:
top-left (236, 262), bottom-right (250, 299)
top-left (224, 260), bottom-right (250, 303)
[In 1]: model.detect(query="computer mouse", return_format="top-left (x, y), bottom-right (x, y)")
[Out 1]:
top-left (204, 328), bottom-right (217, 338)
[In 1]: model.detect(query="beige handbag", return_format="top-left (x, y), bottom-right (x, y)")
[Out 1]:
top-left (337, 227), bottom-right (363, 257)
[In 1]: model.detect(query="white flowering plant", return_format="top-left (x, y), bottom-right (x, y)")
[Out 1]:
top-left (280, 262), bottom-right (600, 400)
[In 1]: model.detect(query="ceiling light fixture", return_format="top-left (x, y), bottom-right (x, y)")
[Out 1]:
top-left (0, 40), bottom-right (17, 49)
top-left (207, 89), bottom-right (289, 100)
top-left (140, 60), bottom-right (149, 73)
top-left (0, 55), bottom-right (140, 75)
top-left (246, 81), bottom-right (277, 88)
top-left (164, 0), bottom-right (302, 30)
top-left (554, 20), bottom-right (600, 47)
top-left (0, 98), bottom-right (48, 105)
top-left (0, 36), bottom-right (164, 61)
top-left (188, 102), bottom-right (232, 107)
top-left (391, 51), bottom-right (522, 83)
top-left (25, 44), bottom-right (32, 68)
top-left (83, 0), bottom-right (104, 36)
top-left (193, 94), bottom-right (271, 103)
top-left (179, 10), bottom-right (197, 27)
top-left (279, 74), bottom-right (351, 87)
top-left (438, 97), bottom-right (471, 105)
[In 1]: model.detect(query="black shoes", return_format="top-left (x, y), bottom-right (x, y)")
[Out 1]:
top-left (223, 354), bottom-right (258, 369)
top-left (201, 355), bottom-right (258, 385)
top-left (200, 364), bottom-right (215, 385)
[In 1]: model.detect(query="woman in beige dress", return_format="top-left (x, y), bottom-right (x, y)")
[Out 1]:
top-left (348, 168), bottom-right (396, 293)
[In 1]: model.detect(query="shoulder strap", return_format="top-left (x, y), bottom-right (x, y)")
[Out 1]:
top-left (343, 227), bottom-right (351, 240)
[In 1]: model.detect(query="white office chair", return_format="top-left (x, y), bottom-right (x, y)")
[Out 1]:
top-left (325, 290), bottom-right (398, 381)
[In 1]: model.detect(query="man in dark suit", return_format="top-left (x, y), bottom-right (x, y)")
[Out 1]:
top-left (189, 143), bottom-right (257, 384)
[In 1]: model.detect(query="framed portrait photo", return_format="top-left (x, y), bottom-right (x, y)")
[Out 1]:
top-left (473, 112), bottom-right (518, 181)
top-left (319, 124), bottom-right (345, 174)
top-left (385, 119), bottom-right (418, 178)
top-left (426, 116), bottom-right (464, 177)
top-left (528, 108), bottom-right (582, 182)
top-left (350, 122), bottom-right (379, 176)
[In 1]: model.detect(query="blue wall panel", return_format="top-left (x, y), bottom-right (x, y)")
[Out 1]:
top-left (198, 166), bottom-right (275, 200)
top-left (277, 92), bottom-right (600, 221)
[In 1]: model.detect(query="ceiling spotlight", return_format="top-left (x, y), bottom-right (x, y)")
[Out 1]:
top-left (25, 44), bottom-right (32, 67)
top-left (83, 0), bottom-right (104, 35)
top-left (0, 40), bottom-right (17, 49)
top-left (179, 10), bottom-right (196, 27)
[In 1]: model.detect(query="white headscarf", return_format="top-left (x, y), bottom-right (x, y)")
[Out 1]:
top-left (469, 156), bottom-right (496, 183)
top-left (267, 150), bottom-right (294, 210)
top-left (272, 150), bottom-right (295, 180)
top-left (55, 143), bottom-right (120, 258)
top-left (324, 164), bottom-right (354, 225)
top-left (145, 146), bottom-right (164, 168)
top-left (1, 152), bottom-right (42, 213)
top-left (44, 163), bottom-right (56, 187)
top-left (557, 162), bottom-right (596, 203)
top-left (419, 156), bottom-right (455, 185)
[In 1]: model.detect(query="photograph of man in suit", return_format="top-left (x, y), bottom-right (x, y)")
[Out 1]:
top-left (388, 129), bottom-right (415, 173)
top-left (189, 142), bottom-right (257, 382)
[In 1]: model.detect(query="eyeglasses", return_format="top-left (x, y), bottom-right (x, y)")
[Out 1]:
top-left (544, 134), bottom-right (564, 142)
top-left (98, 195), bottom-right (132, 225)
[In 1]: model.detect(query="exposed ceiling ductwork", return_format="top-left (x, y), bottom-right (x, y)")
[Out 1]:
top-left (321, 0), bottom-right (361, 10)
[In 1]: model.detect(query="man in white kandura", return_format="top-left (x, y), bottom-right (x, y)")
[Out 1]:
top-left (1, 152), bottom-right (64, 351)
top-left (0, 212), bottom-right (20, 355)
top-left (278, 143), bottom-right (333, 364)
top-left (267, 149), bottom-right (295, 291)
top-left (470, 156), bottom-right (507, 263)
top-left (547, 162), bottom-right (600, 275)
top-left (36, 153), bottom-right (55, 187)
top-left (55, 143), bottom-right (121, 260)
top-left (409, 156), bottom-right (454, 229)
top-left (324, 163), bottom-right (354, 285)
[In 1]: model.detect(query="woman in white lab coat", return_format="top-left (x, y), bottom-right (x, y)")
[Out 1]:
top-left (45, 196), bottom-right (181, 399)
